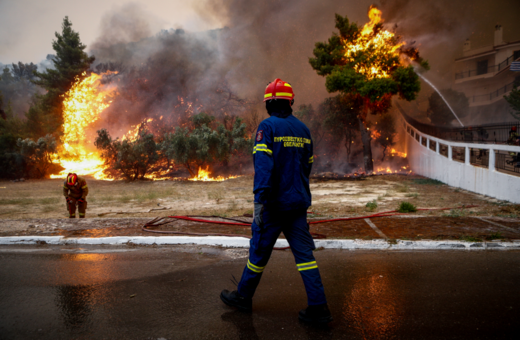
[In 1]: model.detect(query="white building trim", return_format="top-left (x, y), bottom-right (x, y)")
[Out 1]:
top-left (401, 117), bottom-right (520, 203)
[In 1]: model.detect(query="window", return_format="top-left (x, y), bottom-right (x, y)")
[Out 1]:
top-left (477, 60), bottom-right (488, 75)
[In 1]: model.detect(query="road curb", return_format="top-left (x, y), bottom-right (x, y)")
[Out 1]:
top-left (1, 236), bottom-right (520, 250)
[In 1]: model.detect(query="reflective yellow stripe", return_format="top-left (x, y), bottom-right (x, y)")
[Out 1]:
top-left (284, 83), bottom-right (292, 88)
top-left (297, 261), bottom-right (318, 271)
top-left (264, 93), bottom-right (273, 98)
top-left (247, 260), bottom-right (265, 273)
top-left (79, 213), bottom-right (85, 216)
top-left (253, 148), bottom-right (272, 155)
top-left (63, 186), bottom-right (68, 189)
top-left (309, 156), bottom-right (314, 163)
top-left (253, 145), bottom-right (273, 155)
top-left (81, 185), bottom-right (88, 189)
top-left (275, 92), bottom-right (293, 97)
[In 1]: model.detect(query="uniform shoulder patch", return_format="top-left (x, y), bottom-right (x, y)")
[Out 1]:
top-left (256, 130), bottom-right (263, 142)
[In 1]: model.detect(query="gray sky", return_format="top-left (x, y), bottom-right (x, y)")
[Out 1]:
top-left (1, 0), bottom-right (519, 80)
top-left (0, 0), bottom-right (219, 64)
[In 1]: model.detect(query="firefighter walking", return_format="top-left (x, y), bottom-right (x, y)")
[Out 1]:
top-left (220, 79), bottom-right (331, 324)
top-left (63, 173), bottom-right (88, 218)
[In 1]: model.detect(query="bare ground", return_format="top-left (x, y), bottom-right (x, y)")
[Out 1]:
top-left (0, 174), bottom-right (519, 240)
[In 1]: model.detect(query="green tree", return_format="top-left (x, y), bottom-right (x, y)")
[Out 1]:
top-left (161, 112), bottom-right (250, 176)
top-left (94, 129), bottom-right (159, 181)
top-left (505, 86), bottom-right (520, 121)
top-left (0, 89), bottom-right (4, 120)
top-left (17, 134), bottom-right (57, 178)
top-left (427, 89), bottom-right (468, 126)
top-left (294, 104), bottom-right (327, 150)
top-left (321, 95), bottom-right (360, 163)
top-left (0, 84), bottom-right (26, 179)
top-left (0, 65), bottom-right (39, 122)
top-left (0, 133), bottom-right (25, 179)
top-left (309, 12), bottom-right (427, 173)
top-left (27, 16), bottom-right (95, 137)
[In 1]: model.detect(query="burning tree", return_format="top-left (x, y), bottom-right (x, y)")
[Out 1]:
top-left (161, 112), bottom-right (251, 177)
top-left (309, 6), bottom-right (428, 173)
top-left (27, 16), bottom-right (95, 137)
top-left (95, 128), bottom-right (159, 181)
top-left (16, 135), bottom-right (57, 178)
top-left (373, 113), bottom-right (396, 161)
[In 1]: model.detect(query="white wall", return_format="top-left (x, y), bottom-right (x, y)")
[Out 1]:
top-left (401, 119), bottom-right (520, 203)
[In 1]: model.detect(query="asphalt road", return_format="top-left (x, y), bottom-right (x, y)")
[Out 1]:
top-left (1, 245), bottom-right (519, 340)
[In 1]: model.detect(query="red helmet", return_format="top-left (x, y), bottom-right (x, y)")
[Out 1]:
top-left (66, 173), bottom-right (78, 186)
top-left (512, 126), bottom-right (517, 132)
top-left (264, 78), bottom-right (294, 104)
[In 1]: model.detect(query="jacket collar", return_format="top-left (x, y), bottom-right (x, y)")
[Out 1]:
top-left (270, 111), bottom-right (292, 119)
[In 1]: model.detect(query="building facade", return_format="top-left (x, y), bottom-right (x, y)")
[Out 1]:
top-left (453, 25), bottom-right (520, 123)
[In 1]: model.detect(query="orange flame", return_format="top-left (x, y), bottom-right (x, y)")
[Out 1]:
top-left (189, 166), bottom-right (239, 182)
top-left (122, 118), bottom-right (154, 142)
top-left (50, 72), bottom-right (118, 180)
top-left (390, 148), bottom-right (407, 158)
top-left (371, 129), bottom-right (381, 139)
top-left (343, 6), bottom-right (403, 79)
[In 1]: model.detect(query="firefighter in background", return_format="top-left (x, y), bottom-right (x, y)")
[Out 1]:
top-left (507, 126), bottom-right (520, 167)
top-left (220, 79), bottom-right (332, 324)
top-left (63, 173), bottom-right (88, 218)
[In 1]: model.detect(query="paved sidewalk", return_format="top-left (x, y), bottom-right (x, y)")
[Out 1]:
top-left (0, 215), bottom-right (519, 250)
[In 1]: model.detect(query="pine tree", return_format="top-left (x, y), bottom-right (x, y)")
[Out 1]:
top-left (309, 12), bottom-right (428, 173)
top-left (27, 16), bottom-right (95, 137)
top-left (161, 113), bottom-right (250, 177)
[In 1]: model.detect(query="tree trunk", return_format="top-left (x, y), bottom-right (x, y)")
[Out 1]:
top-left (358, 117), bottom-right (374, 174)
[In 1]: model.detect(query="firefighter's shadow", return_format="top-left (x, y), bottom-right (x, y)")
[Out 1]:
top-left (220, 310), bottom-right (259, 340)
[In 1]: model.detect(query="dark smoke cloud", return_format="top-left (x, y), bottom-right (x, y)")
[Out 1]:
top-left (95, 3), bottom-right (155, 47)
top-left (90, 0), bottom-right (376, 133)
top-left (195, 0), bottom-right (375, 101)
top-left (89, 0), bottom-right (520, 136)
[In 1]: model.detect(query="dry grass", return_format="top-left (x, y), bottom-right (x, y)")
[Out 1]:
top-left (0, 174), bottom-right (518, 220)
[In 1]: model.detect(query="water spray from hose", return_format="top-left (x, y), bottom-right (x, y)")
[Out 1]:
top-left (413, 68), bottom-right (465, 127)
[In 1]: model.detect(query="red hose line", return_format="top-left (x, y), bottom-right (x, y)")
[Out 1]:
top-left (142, 204), bottom-right (478, 250)
top-left (166, 205), bottom-right (478, 226)
top-left (170, 215), bottom-right (250, 226)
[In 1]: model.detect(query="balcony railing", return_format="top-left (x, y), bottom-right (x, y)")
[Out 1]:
top-left (471, 80), bottom-right (516, 103)
top-left (455, 54), bottom-right (516, 80)
top-left (399, 109), bottom-right (519, 145)
top-left (400, 107), bottom-right (520, 177)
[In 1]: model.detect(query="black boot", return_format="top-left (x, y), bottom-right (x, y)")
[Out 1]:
top-left (220, 290), bottom-right (252, 312)
top-left (299, 304), bottom-right (333, 324)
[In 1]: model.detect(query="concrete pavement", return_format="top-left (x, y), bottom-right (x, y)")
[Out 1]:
top-left (1, 245), bottom-right (519, 339)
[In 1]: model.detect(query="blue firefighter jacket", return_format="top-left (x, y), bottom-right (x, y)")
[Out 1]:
top-left (253, 112), bottom-right (313, 211)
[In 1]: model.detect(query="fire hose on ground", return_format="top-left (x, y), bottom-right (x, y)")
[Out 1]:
top-left (141, 205), bottom-right (479, 250)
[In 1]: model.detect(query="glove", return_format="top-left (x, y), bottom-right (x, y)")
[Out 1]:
top-left (77, 198), bottom-right (86, 204)
top-left (66, 197), bottom-right (73, 205)
top-left (254, 203), bottom-right (264, 227)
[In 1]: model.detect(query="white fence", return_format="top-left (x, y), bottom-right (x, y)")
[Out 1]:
top-left (401, 118), bottom-right (520, 203)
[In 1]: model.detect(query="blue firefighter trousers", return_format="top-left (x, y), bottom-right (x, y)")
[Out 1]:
top-left (237, 208), bottom-right (327, 306)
